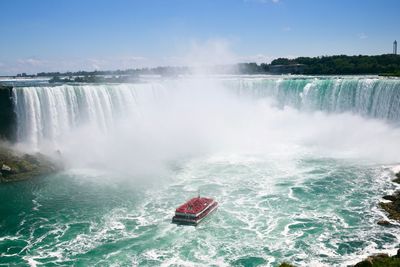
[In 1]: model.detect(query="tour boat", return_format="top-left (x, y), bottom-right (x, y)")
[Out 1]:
top-left (172, 196), bottom-right (218, 226)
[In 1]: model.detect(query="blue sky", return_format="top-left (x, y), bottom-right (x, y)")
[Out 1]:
top-left (0, 0), bottom-right (399, 75)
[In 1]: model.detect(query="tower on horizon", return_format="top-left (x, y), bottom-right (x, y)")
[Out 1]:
top-left (394, 40), bottom-right (398, 55)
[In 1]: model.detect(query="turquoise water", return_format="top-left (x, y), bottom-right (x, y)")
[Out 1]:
top-left (0, 155), bottom-right (399, 266)
top-left (2, 76), bottom-right (400, 266)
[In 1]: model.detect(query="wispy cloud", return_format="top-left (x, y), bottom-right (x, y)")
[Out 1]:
top-left (126, 56), bottom-right (147, 61)
top-left (2, 55), bottom-right (151, 75)
top-left (358, 33), bottom-right (368, 39)
top-left (175, 38), bottom-right (237, 67)
top-left (17, 58), bottom-right (46, 66)
top-left (236, 54), bottom-right (272, 64)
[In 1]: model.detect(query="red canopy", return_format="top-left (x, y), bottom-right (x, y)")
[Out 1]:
top-left (175, 197), bottom-right (214, 214)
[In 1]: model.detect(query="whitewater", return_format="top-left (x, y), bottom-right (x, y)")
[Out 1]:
top-left (1, 76), bottom-right (400, 266)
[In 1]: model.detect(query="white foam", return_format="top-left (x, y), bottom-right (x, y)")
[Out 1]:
top-left (391, 164), bottom-right (400, 174)
top-left (23, 256), bottom-right (40, 267)
top-left (0, 235), bottom-right (20, 242)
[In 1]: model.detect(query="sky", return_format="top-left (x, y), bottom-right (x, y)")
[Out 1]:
top-left (0, 0), bottom-right (399, 75)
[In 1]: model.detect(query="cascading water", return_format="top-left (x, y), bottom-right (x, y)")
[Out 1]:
top-left (3, 76), bottom-right (400, 266)
top-left (233, 77), bottom-right (400, 122)
top-left (13, 77), bottom-right (400, 148)
top-left (12, 83), bottom-right (167, 148)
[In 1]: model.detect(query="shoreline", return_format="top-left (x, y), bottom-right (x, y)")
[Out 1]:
top-left (0, 145), bottom-right (61, 183)
top-left (345, 168), bottom-right (400, 267)
top-left (278, 167), bottom-right (400, 267)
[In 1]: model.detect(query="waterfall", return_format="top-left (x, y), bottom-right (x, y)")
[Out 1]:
top-left (12, 83), bottom-right (166, 147)
top-left (234, 77), bottom-right (400, 121)
top-left (12, 77), bottom-right (400, 147)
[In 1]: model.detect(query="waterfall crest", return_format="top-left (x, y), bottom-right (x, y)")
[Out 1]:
top-left (12, 77), bottom-right (400, 147)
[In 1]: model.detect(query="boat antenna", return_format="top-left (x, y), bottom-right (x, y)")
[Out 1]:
top-left (198, 189), bottom-right (200, 198)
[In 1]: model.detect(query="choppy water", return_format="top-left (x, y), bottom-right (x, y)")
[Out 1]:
top-left (1, 156), bottom-right (399, 266)
top-left (2, 76), bottom-right (400, 266)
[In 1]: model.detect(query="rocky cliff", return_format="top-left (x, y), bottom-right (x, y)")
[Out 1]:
top-left (0, 86), bottom-right (16, 141)
top-left (0, 146), bottom-right (61, 183)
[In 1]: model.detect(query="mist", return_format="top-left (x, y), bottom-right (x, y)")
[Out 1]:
top-left (13, 77), bottom-right (399, 181)
top-left (10, 41), bottom-right (400, 180)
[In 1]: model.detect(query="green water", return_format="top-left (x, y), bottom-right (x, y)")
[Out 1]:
top-left (3, 77), bottom-right (400, 266)
top-left (0, 155), bottom-right (398, 266)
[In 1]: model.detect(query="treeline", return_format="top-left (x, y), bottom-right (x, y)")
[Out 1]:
top-left (49, 75), bottom-right (136, 84)
top-left (270, 54), bottom-right (400, 75)
top-left (44, 64), bottom-right (268, 82)
top-left (17, 54), bottom-right (400, 80)
top-left (42, 63), bottom-right (270, 79)
top-left (43, 64), bottom-right (267, 78)
top-left (39, 66), bottom-right (190, 78)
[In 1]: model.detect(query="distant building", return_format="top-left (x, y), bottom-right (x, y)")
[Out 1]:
top-left (394, 40), bottom-right (398, 55)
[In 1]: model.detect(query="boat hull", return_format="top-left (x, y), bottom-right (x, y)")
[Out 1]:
top-left (172, 202), bottom-right (218, 226)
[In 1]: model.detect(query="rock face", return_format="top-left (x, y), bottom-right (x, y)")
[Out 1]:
top-left (279, 263), bottom-right (296, 267)
top-left (377, 219), bottom-right (392, 226)
top-left (0, 86), bottom-right (16, 141)
top-left (353, 252), bottom-right (400, 267)
top-left (379, 173), bottom-right (400, 221)
top-left (353, 172), bottom-right (400, 266)
top-left (382, 195), bottom-right (397, 201)
top-left (0, 146), bottom-right (60, 183)
top-left (393, 172), bottom-right (400, 184)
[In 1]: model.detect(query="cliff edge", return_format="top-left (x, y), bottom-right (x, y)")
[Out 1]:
top-left (0, 145), bottom-right (61, 183)
top-left (0, 85), bottom-right (16, 141)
